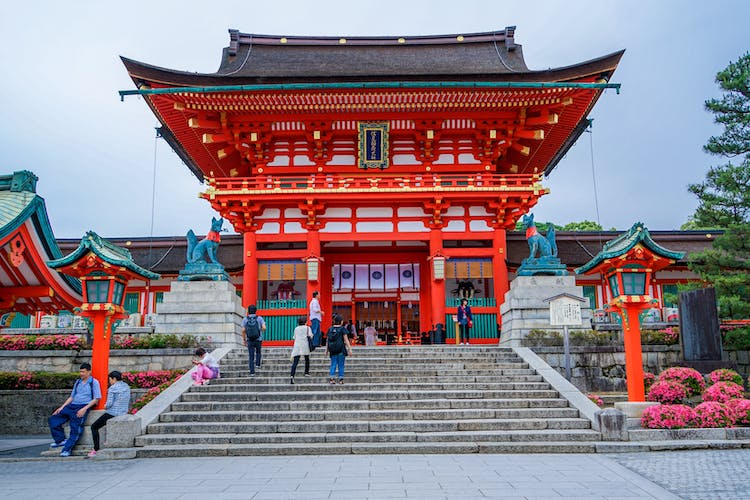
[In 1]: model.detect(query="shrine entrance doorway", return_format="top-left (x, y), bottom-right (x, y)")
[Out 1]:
top-left (329, 260), bottom-right (423, 345)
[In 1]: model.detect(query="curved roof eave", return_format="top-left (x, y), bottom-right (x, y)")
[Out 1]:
top-left (121, 49), bottom-right (624, 88)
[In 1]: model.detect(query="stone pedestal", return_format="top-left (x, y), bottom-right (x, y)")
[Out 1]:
top-left (154, 280), bottom-right (244, 346)
top-left (500, 275), bottom-right (592, 346)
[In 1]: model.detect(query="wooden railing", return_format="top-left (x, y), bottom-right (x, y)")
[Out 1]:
top-left (208, 173), bottom-right (537, 194)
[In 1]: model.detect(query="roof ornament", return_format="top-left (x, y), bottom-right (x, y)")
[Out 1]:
top-left (491, 29), bottom-right (518, 73)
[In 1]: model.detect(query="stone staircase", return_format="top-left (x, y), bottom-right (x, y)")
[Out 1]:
top-left (133, 346), bottom-right (602, 457)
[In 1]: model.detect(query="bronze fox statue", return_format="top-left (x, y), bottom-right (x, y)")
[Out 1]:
top-left (186, 217), bottom-right (224, 265)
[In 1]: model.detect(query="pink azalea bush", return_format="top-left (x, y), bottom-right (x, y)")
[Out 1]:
top-left (587, 394), bottom-right (604, 407)
top-left (727, 399), bottom-right (750, 425)
top-left (647, 380), bottom-right (689, 404)
top-left (694, 401), bottom-right (736, 428)
top-left (703, 381), bottom-right (745, 403)
top-left (121, 369), bottom-right (185, 389)
top-left (707, 368), bottom-right (743, 386)
top-left (129, 371), bottom-right (185, 414)
top-left (656, 367), bottom-right (705, 397)
top-left (641, 404), bottom-right (696, 429)
top-left (0, 334), bottom-right (87, 351)
top-left (643, 372), bottom-right (656, 391)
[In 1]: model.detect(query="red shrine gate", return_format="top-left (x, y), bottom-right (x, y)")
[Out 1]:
top-left (122, 28), bottom-right (622, 343)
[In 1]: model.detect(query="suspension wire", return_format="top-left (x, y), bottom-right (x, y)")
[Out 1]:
top-left (148, 129), bottom-right (160, 265)
top-left (586, 120), bottom-right (604, 250)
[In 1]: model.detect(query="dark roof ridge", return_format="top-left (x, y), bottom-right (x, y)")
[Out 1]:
top-left (227, 26), bottom-right (517, 49)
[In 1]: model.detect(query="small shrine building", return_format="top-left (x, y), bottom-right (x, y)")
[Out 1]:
top-left (120, 27), bottom-right (630, 343)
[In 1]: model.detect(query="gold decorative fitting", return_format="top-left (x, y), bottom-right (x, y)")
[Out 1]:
top-left (398, 37), bottom-right (405, 44)
top-left (426, 130), bottom-right (434, 139)
top-left (489, 129), bottom-right (496, 139)
top-left (317, 167), bottom-right (323, 172)
top-left (485, 165), bottom-right (491, 171)
top-left (257, 168), bottom-right (264, 173)
top-left (339, 38), bottom-right (347, 44)
top-left (426, 166), bottom-right (432, 172)
top-left (313, 130), bottom-right (321, 140)
top-left (456, 35), bottom-right (464, 42)
top-left (280, 37), bottom-right (287, 44)
top-left (250, 132), bottom-right (258, 142)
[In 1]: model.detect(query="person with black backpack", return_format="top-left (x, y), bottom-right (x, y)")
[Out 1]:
top-left (242, 304), bottom-right (266, 377)
top-left (326, 313), bottom-right (352, 385)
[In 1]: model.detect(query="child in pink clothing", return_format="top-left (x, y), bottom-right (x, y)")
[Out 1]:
top-left (191, 347), bottom-right (220, 386)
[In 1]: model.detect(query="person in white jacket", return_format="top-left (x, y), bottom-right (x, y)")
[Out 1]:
top-left (87, 371), bottom-right (131, 458)
top-left (290, 316), bottom-right (313, 384)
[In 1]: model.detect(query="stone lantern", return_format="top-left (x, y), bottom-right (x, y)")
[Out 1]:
top-left (48, 231), bottom-right (159, 409)
top-left (576, 222), bottom-right (684, 402)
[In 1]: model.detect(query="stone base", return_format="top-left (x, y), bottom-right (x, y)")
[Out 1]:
top-left (154, 280), bottom-right (244, 347)
top-left (178, 262), bottom-right (231, 281)
top-left (500, 275), bottom-right (592, 346)
top-left (614, 401), bottom-right (660, 418)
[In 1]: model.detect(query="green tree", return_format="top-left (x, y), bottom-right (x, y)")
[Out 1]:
top-left (687, 52), bottom-right (750, 228)
top-left (686, 53), bottom-right (750, 318)
top-left (561, 220), bottom-right (604, 231)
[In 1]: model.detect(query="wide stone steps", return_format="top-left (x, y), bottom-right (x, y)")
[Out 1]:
top-left (157, 407), bottom-right (581, 422)
top-left (179, 389), bottom-right (562, 401)
top-left (146, 417), bottom-right (591, 435)
top-left (135, 429), bottom-right (599, 446)
top-left (170, 397), bottom-right (571, 412)
top-left (133, 346), bottom-right (599, 456)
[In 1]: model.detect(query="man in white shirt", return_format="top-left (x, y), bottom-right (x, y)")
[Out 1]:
top-left (309, 291), bottom-right (323, 347)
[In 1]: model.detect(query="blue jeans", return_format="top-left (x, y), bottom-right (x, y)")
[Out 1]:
top-left (247, 340), bottom-right (262, 374)
top-left (49, 403), bottom-right (89, 453)
top-left (459, 323), bottom-right (470, 343)
top-left (311, 319), bottom-right (322, 347)
top-left (329, 353), bottom-right (346, 379)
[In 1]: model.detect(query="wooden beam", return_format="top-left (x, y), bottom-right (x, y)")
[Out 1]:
top-left (188, 117), bottom-right (221, 129)
top-left (0, 285), bottom-right (53, 299)
top-left (514, 129), bottom-right (544, 140)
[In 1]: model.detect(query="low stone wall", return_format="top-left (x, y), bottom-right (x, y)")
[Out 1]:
top-left (0, 349), bottom-right (194, 373)
top-left (0, 389), bottom-right (147, 435)
top-left (531, 345), bottom-right (749, 392)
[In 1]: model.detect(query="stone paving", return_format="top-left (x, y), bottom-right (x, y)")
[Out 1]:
top-left (2, 453), bottom-right (678, 499)
top-left (611, 449), bottom-right (750, 500)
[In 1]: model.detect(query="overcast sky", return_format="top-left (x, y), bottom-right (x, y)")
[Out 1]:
top-left (1, 0), bottom-right (748, 239)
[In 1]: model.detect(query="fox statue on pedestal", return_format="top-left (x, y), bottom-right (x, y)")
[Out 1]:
top-left (186, 217), bottom-right (224, 265)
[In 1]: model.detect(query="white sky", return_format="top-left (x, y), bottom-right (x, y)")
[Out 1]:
top-left (1, 0), bottom-right (748, 238)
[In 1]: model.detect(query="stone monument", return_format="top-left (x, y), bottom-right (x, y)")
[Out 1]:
top-left (500, 214), bottom-right (592, 346)
top-left (154, 218), bottom-right (244, 346)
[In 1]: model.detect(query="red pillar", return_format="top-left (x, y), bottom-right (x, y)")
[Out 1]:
top-left (429, 229), bottom-right (445, 332)
top-left (306, 229), bottom-right (321, 311)
top-left (492, 229), bottom-right (509, 322)
top-left (243, 231), bottom-right (258, 309)
top-left (622, 304), bottom-right (646, 402)
top-left (89, 312), bottom-right (111, 410)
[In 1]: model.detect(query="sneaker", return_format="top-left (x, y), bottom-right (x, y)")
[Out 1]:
top-left (59, 450), bottom-right (71, 457)
top-left (290, 377), bottom-right (295, 385)
top-left (249, 373), bottom-right (255, 377)
top-left (50, 440), bottom-right (66, 448)
top-left (202, 380), bottom-right (210, 386)
top-left (87, 450), bottom-right (97, 458)
top-left (338, 379), bottom-right (344, 385)
top-left (304, 373), bottom-right (310, 377)
top-left (329, 378), bottom-right (336, 385)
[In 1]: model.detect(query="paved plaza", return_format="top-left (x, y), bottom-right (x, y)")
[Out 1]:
top-left (3, 439), bottom-right (749, 500)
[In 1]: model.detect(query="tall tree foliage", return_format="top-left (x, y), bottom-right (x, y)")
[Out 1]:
top-left (687, 53), bottom-right (750, 318)
top-left (687, 53), bottom-right (750, 228)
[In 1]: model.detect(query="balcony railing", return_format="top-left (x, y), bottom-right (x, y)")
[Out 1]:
top-left (207, 173), bottom-right (539, 195)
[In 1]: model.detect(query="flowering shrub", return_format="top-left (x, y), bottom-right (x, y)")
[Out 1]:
top-left (643, 372), bottom-right (656, 391)
top-left (641, 327), bottom-right (679, 345)
top-left (0, 334), bottom-right (87, 351)
top-left (727, 399), bottom-right (750, 425)
top-left (702, 381), bottom-right (745, 403)
top-left (111, 334), bottom-right (211, 349)
top-left (707, 368), bottom-right (743, 386)
top-left (129, 371), bottom-right (185, 414)
top-left (694, 401), bottom-right (736, 428)
top-left (0, 371), bottom-right (79, 389)
top-left (641, 404), bottom-right (696, 429)
top-left (647, 380), bottom-right (689, 404)
top-left (656, 367), bottom-right (705, 397)
top-left (121, 369), bottom-right (185, 389)
top-left (587, 394), bottom-right (604, 407)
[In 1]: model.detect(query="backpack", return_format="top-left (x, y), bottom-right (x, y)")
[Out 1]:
top-left (245, 315), bottom-right (261, 341)
top-left (327, 326), bottom-right (346, 355)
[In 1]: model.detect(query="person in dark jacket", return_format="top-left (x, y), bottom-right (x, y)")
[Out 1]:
top-left (326, 313), bottom-right (352, 384)
top-left (457, 298), bottom-right (473, 345)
